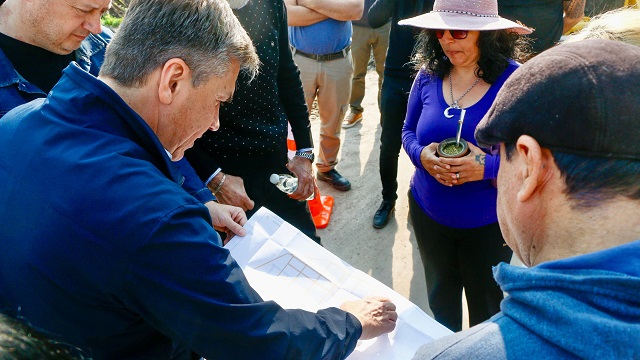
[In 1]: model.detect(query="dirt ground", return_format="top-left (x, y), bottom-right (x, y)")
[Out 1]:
top-left (307, 70), bottom-right (434, 316)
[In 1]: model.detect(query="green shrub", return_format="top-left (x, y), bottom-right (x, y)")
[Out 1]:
top-left (101, 14), bottom-right (123, 29)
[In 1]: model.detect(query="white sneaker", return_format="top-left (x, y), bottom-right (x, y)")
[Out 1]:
top-left (342, 112), bottom-right (363, 128)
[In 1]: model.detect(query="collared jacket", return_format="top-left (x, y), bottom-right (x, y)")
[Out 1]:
top-left (0, 64), bottom-right (362, 360)
top-left (0, 29), bottom-right (212, 202)
top-left (0, 30), bottom-right (111, 118)
top-left (413, 240), bottom-right (640, 359)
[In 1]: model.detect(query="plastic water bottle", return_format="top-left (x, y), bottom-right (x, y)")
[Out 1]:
top-left (270, 174), bottom-right (315, 200)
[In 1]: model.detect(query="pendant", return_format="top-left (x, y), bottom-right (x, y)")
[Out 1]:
top-left (444, 106), bottom-right (458, 119)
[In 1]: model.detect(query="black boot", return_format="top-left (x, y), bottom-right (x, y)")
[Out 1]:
top-left (373, 200), bottom-right (395, 229)
top-left (317, 169), bottom-right (351, 191)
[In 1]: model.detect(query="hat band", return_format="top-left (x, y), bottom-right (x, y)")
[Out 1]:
top-left (433, 9), bottom-right (499, 18)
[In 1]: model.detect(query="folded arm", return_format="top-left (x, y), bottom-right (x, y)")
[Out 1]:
top-left (285, 0), bottom-right (329, 26)
top-left (288, 0), bottom-right (364, 24)
top-left (299, 0), bottom-right (364, 21)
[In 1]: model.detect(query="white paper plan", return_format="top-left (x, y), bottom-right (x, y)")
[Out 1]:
top-left (225, 207), bottom-right (452, 359)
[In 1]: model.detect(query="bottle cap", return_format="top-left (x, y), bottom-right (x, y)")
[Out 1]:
top-left (269, 173), bottom-right (280, 184)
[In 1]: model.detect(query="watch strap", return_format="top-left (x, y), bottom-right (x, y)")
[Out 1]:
top-left (294, 150), bottom-right (314, 162)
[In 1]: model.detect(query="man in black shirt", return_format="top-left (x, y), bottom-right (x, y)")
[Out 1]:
top-left (498, 0), bottom-right (586, 54)
top-left (369, 0), bottom-right (434, 229)
top-left (342, 0), bottom-right (390, 129)
top-left (186, 0), bottom-right (321, 243)
top-left (0, 34), bottom-right (74, 94)
top-left (0, 0), bottom-right (110, 117)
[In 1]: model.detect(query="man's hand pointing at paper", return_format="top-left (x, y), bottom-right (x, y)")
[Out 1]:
top-left (341, 296), bottom-right (398, 339)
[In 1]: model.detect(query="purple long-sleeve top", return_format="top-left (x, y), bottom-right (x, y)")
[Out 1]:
top-left (402, 60), bottom-right (519, 229)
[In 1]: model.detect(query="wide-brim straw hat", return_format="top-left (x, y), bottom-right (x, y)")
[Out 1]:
top-left (399, 0), bottom-right (532, 35)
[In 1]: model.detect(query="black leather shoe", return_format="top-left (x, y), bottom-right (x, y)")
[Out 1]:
top-left (317, 169), bottom-right (351, 191)
top-left (373, 201), bottom-right (395, 229)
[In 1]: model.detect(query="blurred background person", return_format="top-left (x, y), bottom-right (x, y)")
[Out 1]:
top-left (342, 0), bottom-right (390, 129)
top-left (286, 0), bottom-right (364, 192)
top-left (498, 0), bottom-right (586, 54)
top-left (368, 0), bottom-right (434, 229)
top-left (400, 0), bottom-right (531, 331)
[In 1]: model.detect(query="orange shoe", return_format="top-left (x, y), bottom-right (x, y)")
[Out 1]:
top-left (342, 112), bottom-right (363, 128)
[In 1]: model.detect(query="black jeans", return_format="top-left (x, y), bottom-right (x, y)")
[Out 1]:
top-left (379, 75), bottom-right (413, 203)
top-left (409, 190), bottom-right (512, 331)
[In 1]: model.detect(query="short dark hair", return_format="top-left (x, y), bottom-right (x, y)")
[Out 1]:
top-left (413, 29), bottom-right (531, 83)
top-left (504, 143), bottom-right (640, 207)
top-left (0, 314), bottom-right (86, 359)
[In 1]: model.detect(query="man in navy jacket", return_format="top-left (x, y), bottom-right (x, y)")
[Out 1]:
top-left (0, 0), bottom-right (397, 359)
top-left (0, 0), bottom-right (247, 238)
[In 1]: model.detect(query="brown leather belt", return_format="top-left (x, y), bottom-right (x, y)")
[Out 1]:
top-left (291, 45), bottom-right (351, 62)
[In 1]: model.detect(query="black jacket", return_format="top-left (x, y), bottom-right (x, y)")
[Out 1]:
top-left (369, 0), bottom-right (434, 80)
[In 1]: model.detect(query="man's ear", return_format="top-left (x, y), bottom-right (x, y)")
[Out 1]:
top-left (157, 58), bottom-right (190, 105)
top-left (515, 135), bottom-right (547, 202)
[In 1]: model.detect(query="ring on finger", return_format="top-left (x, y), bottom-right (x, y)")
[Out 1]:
top-left (456, 172), bottom-right (460, 179)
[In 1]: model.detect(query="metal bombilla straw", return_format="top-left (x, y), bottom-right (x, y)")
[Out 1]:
top-left (456, 109), bottom-right (466, 147)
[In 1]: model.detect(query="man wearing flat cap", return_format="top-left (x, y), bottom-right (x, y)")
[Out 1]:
top-left (413, 39), bottom-right (640, 359)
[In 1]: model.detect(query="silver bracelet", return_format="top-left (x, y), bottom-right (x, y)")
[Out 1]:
top-left (212, 174), bottom-right (226, 195)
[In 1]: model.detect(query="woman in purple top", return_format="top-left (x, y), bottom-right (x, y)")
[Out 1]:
top-left (399, 0), bottom-right (532, 332)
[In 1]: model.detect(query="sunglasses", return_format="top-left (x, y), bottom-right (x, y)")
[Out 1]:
top-left (435, 29), bottom-right (469, 40)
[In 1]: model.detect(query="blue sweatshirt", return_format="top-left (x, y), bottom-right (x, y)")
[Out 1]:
top-left (413, 240), bottom-right (640, 359)
top-left (402, 60), bottom-right (518, 229)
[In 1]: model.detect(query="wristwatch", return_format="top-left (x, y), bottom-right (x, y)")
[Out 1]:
top-left (295, 149), bottom-right (314, 162)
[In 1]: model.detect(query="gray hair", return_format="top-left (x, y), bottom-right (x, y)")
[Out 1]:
top-left (563, 7), bottom-right (640, 47)
top-left (99, 0), bottom-right (259, 87)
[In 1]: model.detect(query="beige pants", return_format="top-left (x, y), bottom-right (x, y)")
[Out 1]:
top-left (294, 52), bottom-right (353, 173)
top-left (349, 22), bottom-right (390, 113)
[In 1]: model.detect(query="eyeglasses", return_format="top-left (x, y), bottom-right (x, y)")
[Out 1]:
top-left (435, 29), bottom-right (469, 40)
